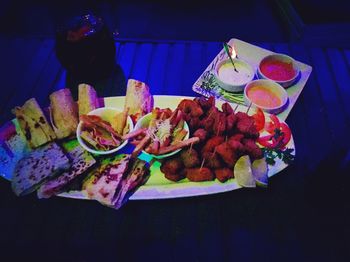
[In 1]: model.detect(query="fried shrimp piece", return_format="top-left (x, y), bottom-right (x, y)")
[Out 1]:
top-left (226, 113), bottom-right (237, 133)
top-left (242, 139), bottom-right (263, 160)
top-left (180, 148), bottom-right (200, 168)
top-left (235, 112), bottom-right (259, 138)
top-left (214, 168), bottom-right (234, 183)
top-left (213, 113), bottom-right (226, 136)
top-left (216, 142), bottom-right (237, 168)
top-left (193, 128), bottom-right (208, 142)
top-left (201, 116), bottom-right (215, 133)
top-left (177, 99), bottom-right (203, 118)
top-left (202, 136), bottom-right (225, 154)
top-left (229, 133), bottom-right (244, 142)
top-left (194, 96), bottom-right (215, 111)
top-left (222, 102), bottom-right (234, 115)
top-left (228, 139), bottom-right (245, 155)
top-left (188, 117), bottom-right (201, 130)
top-left (185, 167), bottom-right (215, 182)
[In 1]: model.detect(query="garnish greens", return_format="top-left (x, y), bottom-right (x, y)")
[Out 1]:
top-left (262, 147), bottom-right (295, 166)
top-left (262, 128), bottom-right (295, 165)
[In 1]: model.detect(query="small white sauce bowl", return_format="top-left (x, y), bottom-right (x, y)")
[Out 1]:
top-left (214, 58), bottom-right (255, 92)
top-left (134, 113), bottom-right (190, 159)
top-left (77, 107), bottom-right (134, 155)
top-left (244, 79), bottom-right (289, 114)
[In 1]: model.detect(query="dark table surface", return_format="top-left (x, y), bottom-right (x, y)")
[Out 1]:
top-left (0, 37), bottom-right (349, 261)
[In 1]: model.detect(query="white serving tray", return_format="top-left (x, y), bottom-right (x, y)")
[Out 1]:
top-left (192, 38), bottom-right (313, 121)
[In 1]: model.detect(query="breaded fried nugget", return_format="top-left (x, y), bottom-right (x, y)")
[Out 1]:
top-left (160, 157), bottom-right (184, 174)
top-left (216, 142), bottom-right (237, 168)
top-left (242, 139), bottom-right (263, 160)
top-left (202, 151), bottom-right (223, 169)
top-left (164, 170), bottom-right (186, 182)
top-left (236, 112), bottom-right (259, 138)
top-left (228, 139), bottom-right (245, 154)
top-left (180, 148), bottom-right (200, 168)
top-left (214, 168), bottom-right (234, 183)
top-left (202, 136), bottom-right (224, 154)
top-left (193, 128), bottom-right (207, 142)
top-left (185, 167), bottom-right (214, 182)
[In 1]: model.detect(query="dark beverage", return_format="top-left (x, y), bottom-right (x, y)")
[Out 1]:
top-left (55, 14), bottom-right (116, 85)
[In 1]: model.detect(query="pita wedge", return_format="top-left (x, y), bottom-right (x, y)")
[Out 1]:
top-left (49, 88), bottom-right (79, 139)
top-left (12, 98), bottom-right (56, 148)
top-left (124, 79), bottom-right (153, 122)
top-left (78, 83), bottom-right (100, 116)
top-left (11, 142), bottom-right (70, 196)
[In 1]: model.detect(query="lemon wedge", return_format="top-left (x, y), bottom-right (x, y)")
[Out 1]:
top-left (234, 155), bottom-right (256, 188)
top-left (252, 158), bottom-right (269, 188)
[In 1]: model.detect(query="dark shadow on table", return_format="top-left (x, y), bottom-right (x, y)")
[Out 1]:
top-left (65, 62), bottom-right (127, 101)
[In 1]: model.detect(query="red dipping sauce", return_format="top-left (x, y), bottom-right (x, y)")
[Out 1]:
top-left (260, 59), bottom-right (296, 81)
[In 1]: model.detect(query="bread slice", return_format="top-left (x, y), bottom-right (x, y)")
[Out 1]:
top-left (11, 142), bottom-right (70, 196)
top-left (49, 89), bottom-right (79, 139)
top-left (78, 83), bottom-right (100, 116)
top-left (12, 98), bottom-right (56, 148)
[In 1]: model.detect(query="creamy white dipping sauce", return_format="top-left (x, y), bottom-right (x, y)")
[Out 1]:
top-left (218, 61), bottom-right (253, 86)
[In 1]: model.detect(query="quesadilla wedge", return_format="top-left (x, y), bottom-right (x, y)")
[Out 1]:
top-left (11, 142), bottom-right (70, 196)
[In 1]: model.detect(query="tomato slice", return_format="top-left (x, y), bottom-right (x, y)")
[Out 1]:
top-left (257, 134), bottom-right (274, 148)
top-left (252, 108), bottom-right (265, 132)
top-left (280, 123), bottom-right (291, 147)
top-left (265, 114), bottom-right (281, 134)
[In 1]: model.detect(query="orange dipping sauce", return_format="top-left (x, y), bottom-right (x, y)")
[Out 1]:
top-left (247, 86), bottom-right (282, 108)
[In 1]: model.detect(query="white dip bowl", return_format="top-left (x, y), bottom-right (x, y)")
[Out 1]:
top-left (214, 58), bottom-right (255, 92)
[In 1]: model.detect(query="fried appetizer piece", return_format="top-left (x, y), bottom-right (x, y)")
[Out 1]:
top-left (202, 136), bottom-right (224, 154)
top-left (228, 139), bottom-right (245, 155)
top-left (194, 96), bottom-right (215, 111)
top-left (160, 157), bottom-right (185, 182)
top-left (221, 102), bottom-right (234, 115)
top-left (193, 128), bottom-right (208, 142)
top-left (235, 112), bottom-right (259, 138)
top-left (226, 113), bottom-right (237, 133)
top-left (216, 142), bottom-right (237, 168)
top-left (229, 133), bottom-right (244, 142)
top-left (164, 170), bottom-right (186, 182)
top-left (213, 113), bottom-right (226, 136)
top-left (177, 99), bottom-right (203, 118)
top-left (214, 168), bottom-right (234, 183)
top-left (242, 139), bottom-right (263, 160)
top-left (160, 157), bottom-right (184, 175)
top-left (185, 167), bottom-right (214, 182)
top-left (202, 151), bottom-right (223, 169)
top-left (180, 148), bottom-right (200, 168)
